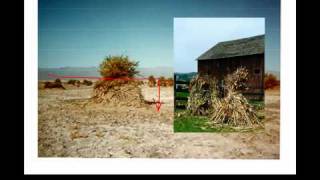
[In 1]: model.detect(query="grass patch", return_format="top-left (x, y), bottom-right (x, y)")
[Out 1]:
top-left (176, 92), bottom-right (189, 99)
top-left (174, 98), bottom-right (265, 132)
top-left (174, 113), bottom-right (259, 133)
top-left (175, 91), bottom-right (189, 109)
top-left (248, 100), bottom-right (265, 110)
top-left (175, 100), bottom-right (188, 109)
top-left (175, 100), bottom-right (188, 105)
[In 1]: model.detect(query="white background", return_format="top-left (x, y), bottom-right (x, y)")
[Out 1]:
top-left (24, 0), bottom-right (296, 174)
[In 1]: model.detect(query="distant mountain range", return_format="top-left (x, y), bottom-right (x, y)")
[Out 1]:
top-left (38, 66), bottom-right (174, 80)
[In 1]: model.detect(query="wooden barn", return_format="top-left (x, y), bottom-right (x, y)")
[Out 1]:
top-left (197, 35), bottom-right (265, 100)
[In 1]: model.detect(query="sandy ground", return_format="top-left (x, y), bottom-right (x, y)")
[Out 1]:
top-left (38, 83), bottom-right (279, 158)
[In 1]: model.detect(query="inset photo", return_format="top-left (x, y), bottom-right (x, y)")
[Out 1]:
top-left (173, 18), bottom-right (278, 133)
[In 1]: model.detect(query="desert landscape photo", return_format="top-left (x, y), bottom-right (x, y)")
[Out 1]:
top-left (38, 73), bottom-right (280, 158)
top-left (38, 0), bottom-right (281, 159)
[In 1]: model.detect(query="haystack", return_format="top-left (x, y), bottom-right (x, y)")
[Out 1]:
top-left (158, 76), bottom-right (167, 87)
top-left (82, 79), bottom-right (93, 86)
top-left (187, 75), bottom-right (218, 115)
top-left (210, 91), bottom-right (259, 126)
top-left (90, 55), bottom-right (146, 107)
top-left (92, 79), bottom-right (144, 107)
top-left (209, 67), bottom-right (260, 127)
top-left (166, 78), bottom-right (174, 86)
top-left (148, 75), bottom-right (156, 87)
top-left (44, 79), bottom-right (65, 89)
top-left (68, 79), bottom-right (81, 87)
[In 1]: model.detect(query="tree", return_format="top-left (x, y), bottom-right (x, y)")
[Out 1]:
top-left (264, 73), bottom-right (280, 89)
top-left (99, 55), bottom-right (139, 78)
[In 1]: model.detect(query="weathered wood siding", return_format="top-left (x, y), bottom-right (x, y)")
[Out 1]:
top-left (197, 54), bottom-right (264, 100)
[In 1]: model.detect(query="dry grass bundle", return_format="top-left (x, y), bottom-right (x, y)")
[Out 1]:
top-left (92, 79), bottom-right (144, 107)
top-left (82, 79), bottom-right (93, 86)
top-left (91, 55), bottom-right (144, 107)
top-left (148, 75), bottom-right (156, 87)
top-left (225, 67), bottom-right (249, 92)
top-left (44, 79), bottom-right (65, 89)
top-left (209, 67), bottom-right (260, 127)
top-left (158, 76), bottom-right (167, 87)
top-left (68, 79), bottom-right (81, 87)
top-left (54, 78), bottom-right (62, 84)
top-left (153, 77), bottom-right (174, 87)
top-left (187, 75), bottom-right (218, 115)
top-left (210, 92), bottom-right (259, 126)
top-left (165, 78), bottom-right (174, 87)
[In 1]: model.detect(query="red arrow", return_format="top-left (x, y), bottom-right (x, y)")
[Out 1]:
top-left (155, 79), bottom-right (161, 112)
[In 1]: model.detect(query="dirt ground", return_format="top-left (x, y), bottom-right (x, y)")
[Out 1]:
top-left (38, 82), bottom-right (280, 158)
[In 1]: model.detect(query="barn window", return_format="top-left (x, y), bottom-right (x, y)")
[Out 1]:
top-left (254, 69), bottom-right (260, 74)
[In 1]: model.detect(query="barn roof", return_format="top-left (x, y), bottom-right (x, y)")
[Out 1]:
top-left (197, 35), bottom-right (264, 60)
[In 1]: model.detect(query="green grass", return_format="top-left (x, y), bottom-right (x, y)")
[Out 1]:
top-left (176, 91), bottom-right (189, 99)
top-left (174, 115), bottom-right (218, 132)
top-left (174, 98), bottom-right (265, 133)
top-left (175, 100), bottom-right (188, 106)
top-left (174, 114), bottom-right (259, 133)
top-left (248, 100), bottom-right (265, 110)
top-left (175, 92), bottom-right (189, 109)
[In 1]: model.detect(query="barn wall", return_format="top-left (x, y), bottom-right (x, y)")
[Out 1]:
top-left (198, 54), bottom-right (264, 100)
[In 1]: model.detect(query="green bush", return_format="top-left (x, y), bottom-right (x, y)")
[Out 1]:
top-left (99, 55), bottom-right (139, 78)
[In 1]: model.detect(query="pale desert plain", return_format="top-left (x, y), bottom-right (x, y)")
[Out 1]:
top-left (38, 81), bottom-right (279, 159)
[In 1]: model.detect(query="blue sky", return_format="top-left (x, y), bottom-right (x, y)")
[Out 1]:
top-left (174, 18), bottom-right (265, 72)
top-left (39, 0), bottom-right (280, 71)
